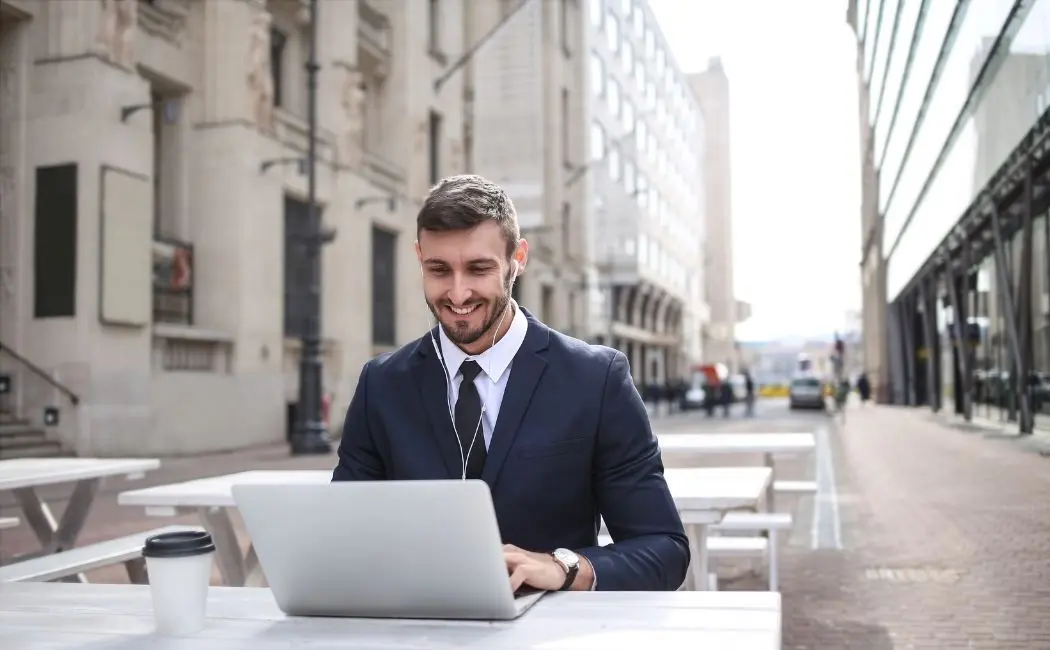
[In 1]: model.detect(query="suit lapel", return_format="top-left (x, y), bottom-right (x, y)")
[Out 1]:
top-left (411, 331), bottom-right (463, 479)
top-left (481, 313), bottom-right (550, 487)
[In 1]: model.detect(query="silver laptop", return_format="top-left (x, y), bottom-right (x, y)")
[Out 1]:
top-left (231, 480), bottom-right (547, 621)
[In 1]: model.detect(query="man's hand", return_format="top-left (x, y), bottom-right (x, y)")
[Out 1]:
top-left (503, 544), bottom-right (594, 592)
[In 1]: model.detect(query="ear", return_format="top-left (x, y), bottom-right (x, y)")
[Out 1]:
top-left (512, 239), bottom-right (529, 275)
top-left (414, 240), bottom-right (423, 263)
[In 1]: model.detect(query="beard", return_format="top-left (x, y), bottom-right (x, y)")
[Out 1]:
top-left (427, 269), bottom-right (515, 347)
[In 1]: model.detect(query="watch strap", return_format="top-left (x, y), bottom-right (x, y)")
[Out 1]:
top-left (552, 551), bottom-right (579, 590)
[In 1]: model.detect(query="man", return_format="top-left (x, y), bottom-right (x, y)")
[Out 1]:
top-left (333, 174), bottom-right (689, 592)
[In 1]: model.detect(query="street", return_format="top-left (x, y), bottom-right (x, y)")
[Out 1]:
top-left (2, 400), bottom-right (1049, 649)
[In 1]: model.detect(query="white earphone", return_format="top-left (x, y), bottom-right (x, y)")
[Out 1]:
top-left (422, 257), bottom-right (520, 480)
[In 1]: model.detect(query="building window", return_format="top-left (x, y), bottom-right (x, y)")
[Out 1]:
top-left (608, 145), bottom-right (621, 181)
top-left (622, 98), bottom-right (635, 131)
top-left (283, 195), bottom-right (315, 339)
top-left (371, 226), bottom-right (397, 345)
top-left (590, 121), bottom-right (606, 160)
top-left (561, 201), bottom-right (572, 260)
top-left (541, 285), bottom-right (554, 323)
top-left (34, 164), bottom-right (78, 318)
top-left (589, 0), bottom-right (603, 27)
top-left (270, 27), bottom-right (287, 108)
top-left (590, 51), bottom-right (605, 97)
top-left (560, 0), bottom-right (573, 56)
top-left (606, 13), bottom-right (619, 52)
top-left (561, 87), bottom-right (571, 167)
top-left (608, 78), bottom-right (621, 116)
top-left (427, 0), bottom-right (443, 57)
top-left (428, 110), bottom-right (442, 185)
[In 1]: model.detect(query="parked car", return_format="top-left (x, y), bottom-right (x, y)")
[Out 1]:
top-left (789, 376), bottom-right (826, 410)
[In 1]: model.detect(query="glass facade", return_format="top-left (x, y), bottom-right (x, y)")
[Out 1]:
top-left (860, 0), bottom-right (1050, 429)
top-left (883, 1), bottom-right (1050, 297)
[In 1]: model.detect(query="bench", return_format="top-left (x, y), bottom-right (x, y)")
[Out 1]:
top-left (711, 512), bottom-right (792, 591)
top-left (0, 525), bottom-right (196, 584)
top-left (0, 517), bottom-right (20, 530)
top-left (599, 511), bottom-right (791, 591)
top-left (774, 480), bottom-right (817, 495)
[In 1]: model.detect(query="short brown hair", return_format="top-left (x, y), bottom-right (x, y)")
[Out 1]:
top-left (416, 175), bottom-right (520, 258)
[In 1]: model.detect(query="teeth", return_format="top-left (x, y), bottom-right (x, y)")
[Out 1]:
top-left (449, 304), bottom-right (479, 316)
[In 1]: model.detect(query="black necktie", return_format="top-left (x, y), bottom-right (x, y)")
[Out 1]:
top-left (455, 360), bottom-right (486, 479)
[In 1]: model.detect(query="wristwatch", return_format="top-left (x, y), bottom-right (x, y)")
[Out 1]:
top-left (550, 548), bottom-right (580, 591)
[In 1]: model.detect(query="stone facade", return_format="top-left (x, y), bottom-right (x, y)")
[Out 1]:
top-left (689, 59), bottom-right (743, 373)
top-left (582, 0), bottom-right (708, 389)
top-left (0, 0), bottom-right (470, 455)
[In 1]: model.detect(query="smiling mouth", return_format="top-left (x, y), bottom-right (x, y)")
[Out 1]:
top-left (447, 303), bottom-right (481, 316)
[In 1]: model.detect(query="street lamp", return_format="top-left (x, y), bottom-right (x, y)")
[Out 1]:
top-left (291, 0), bottom-right (334, 455)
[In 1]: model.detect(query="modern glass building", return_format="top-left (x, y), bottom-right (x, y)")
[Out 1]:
top-left (849, 0), bottom-right (1050, 433)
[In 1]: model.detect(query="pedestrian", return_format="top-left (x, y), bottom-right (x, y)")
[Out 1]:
top-left (743, 370), bottom-right (755, 417)
top-left (332, 174), bottom-right (689, 592)
top-left (857, 371), bottom-right (871, 405)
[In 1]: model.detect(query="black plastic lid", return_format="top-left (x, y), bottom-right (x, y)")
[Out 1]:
top-left (142, 530), bottom-right (215, 559)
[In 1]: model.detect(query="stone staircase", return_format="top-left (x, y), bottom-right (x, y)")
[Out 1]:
top-left (0, 408), bottom-right (65, 460)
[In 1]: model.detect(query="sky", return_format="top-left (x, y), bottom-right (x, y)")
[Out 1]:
top-left (648, 0), bottom-right (863, 341)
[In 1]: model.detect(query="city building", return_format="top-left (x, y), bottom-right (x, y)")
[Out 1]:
top-left (0, 0), bottom-right (472, 456)
top-left (848, 0), bottom-right (1050, 433)
top-left (464, 0), bottom-right (591, 339)
top-left (688, 58), bottom-right (749, 373)
top-left (584, 0), bottom-right (708, 389)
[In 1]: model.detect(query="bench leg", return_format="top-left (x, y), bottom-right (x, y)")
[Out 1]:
top-left (125, 557), bottom-right (149, 585)
top-left (13, 478), bottom-right (101, 554)
top-left (768, 530), bottom-right (779, 592)
top-left (684, 524), bottom-right (711, 591)
top-left (199, 507), bottom-right (247, 587)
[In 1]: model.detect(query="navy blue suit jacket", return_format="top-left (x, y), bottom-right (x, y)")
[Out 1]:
top-left (331, 310), bottom-right (689, 591)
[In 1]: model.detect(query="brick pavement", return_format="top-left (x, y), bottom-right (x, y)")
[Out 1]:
top-left (2, 404), bottom-right (1049, 649)
top-left (767, 405), bottom-right (1050, 650)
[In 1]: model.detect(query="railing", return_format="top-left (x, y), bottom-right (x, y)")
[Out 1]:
top-left (152, 236), bottom-right (194, 326)
top-left (0, 340), bottom-right (80, 406)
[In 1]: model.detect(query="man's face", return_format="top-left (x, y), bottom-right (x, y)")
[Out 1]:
top-left (416, 221), bottom-right (526, 349)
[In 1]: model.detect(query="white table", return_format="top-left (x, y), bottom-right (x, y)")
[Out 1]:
top-left (119, 470), bottom-right (327, 586)
top-left (658, 432), bottom-right (816, 511)
top-left (120, 467), bottom-right (770, 591)
top-left (662, 466), bottom-right (771, 591)
top-left (0, 583), bottom-right (783, 649)
top-left (0, 458), bottom-right (159, 561)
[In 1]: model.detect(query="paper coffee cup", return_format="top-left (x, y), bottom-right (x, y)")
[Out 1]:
top-left (143, 529), bottom-right (216, 637)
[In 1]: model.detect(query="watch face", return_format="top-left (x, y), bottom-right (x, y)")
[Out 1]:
top-left (553, 548), bottom-right (579, 567)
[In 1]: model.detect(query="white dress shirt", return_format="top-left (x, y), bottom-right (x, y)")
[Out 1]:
top-left (438, 300), bottom-right (529, 450)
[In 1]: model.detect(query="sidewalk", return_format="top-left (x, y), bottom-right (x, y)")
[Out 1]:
top-left (2, 406), bottom-right (1048, 648)
top-left (771, 405), bottom-right (1050, 649)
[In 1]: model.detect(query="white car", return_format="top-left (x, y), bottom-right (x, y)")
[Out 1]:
top-left (789, 377), bottom-right (826, 410)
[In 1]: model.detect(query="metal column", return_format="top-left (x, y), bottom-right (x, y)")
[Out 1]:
top-left (919, 280), bottom-right (939, 411)
top-left (989, 196), bottom-right (1033, 433)
top-left (899, 296), bottom-right (917, 406)
top-left (946, 250), bottom-right (973, 421)
top-left (1016, 162), bottom-right (1035, 433)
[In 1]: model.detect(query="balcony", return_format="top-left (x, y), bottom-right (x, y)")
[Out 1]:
top-left (152, 236), bottom-right (193, 326)
top-left (358, 0), bottom-right (391, 75)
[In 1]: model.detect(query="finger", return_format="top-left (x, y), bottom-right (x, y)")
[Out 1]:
top-left (503, 552), bottom-right (528, 568)
top-left (503, 543), bottom-right (522, 553)
top-left (509, 565), bottom-right (530, 592)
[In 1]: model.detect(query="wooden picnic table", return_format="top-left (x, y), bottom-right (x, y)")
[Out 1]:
top-left (0, 458), bottom-right (159, 562)
top-left (0, 582), bottom-right (783, 649)
top-left (119, 466), bottom-right (770, 591)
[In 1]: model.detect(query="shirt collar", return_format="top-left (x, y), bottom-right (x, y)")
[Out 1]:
top-left (438, 300), bottom-right (528, 383)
